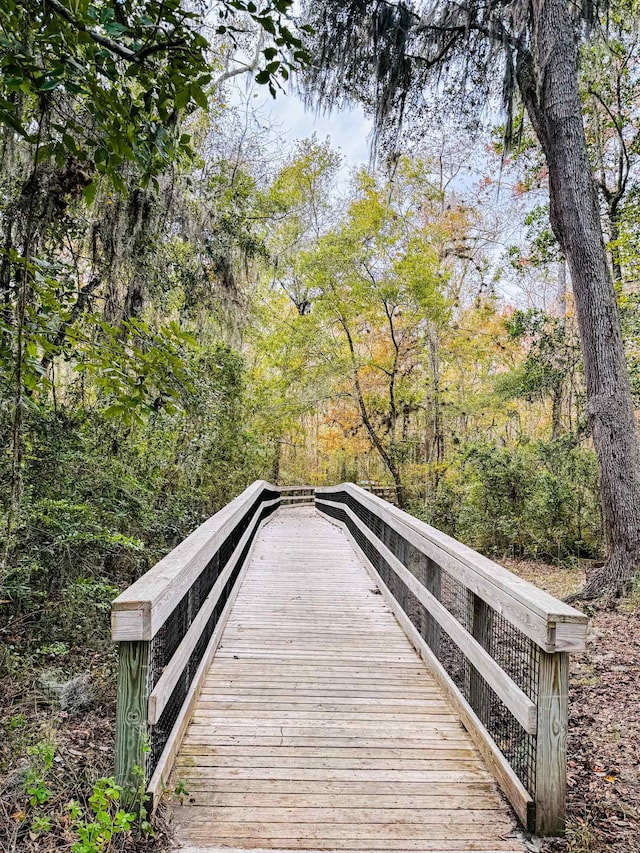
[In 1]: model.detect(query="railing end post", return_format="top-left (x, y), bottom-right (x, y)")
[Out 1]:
top-left (534, 650), bottom-right (569, 835)
top-left (114, 640), bottom-right (151, 803)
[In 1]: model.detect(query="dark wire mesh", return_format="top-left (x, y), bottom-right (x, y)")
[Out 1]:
top-left (146, 489), bottom-right (280, 775)
top-left (316, 492), bottom-right (539, 807)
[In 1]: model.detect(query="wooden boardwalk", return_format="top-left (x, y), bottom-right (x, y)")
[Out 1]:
top-left (169, 508), bottom-right (525, 852)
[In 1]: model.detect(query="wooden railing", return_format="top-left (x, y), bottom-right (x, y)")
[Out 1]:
top-left (359, 482), bottom-right (399, 504)
top-left (315, 483), bottom-right (588, 836)
top-left (111, 480), bottom-right (285, 804)
top-left (278, 485), bottom-right (315, 506)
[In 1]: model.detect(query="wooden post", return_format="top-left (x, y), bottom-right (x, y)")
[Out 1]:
top-left (423, 555), bottom-right (441, 656)
top-left (535, 650), bottom-right (569, 835)
top-left (115, 640), bottom-right (151, 799)
top-left (469, 592), bottom-right (493, 722)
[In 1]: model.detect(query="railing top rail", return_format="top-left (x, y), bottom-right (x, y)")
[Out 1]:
top-left (111, 480), bottom-right (279, 642)
top-left (277, 485), bottom-right (315, 491)
top-left (316, 483), bottom-right (587, 652)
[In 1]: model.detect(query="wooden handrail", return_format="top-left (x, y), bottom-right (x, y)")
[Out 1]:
top-left (112, 480), bottom-right (274, 641)
top-left (317, 484), bottom-right (586, 652)
top-left (278, 486), bottom-right (316, 506)
top-left (315, 483), bottom-right (588, 836)
top-left (334, 500), bottom-right (537, 732)
top-left (111, 480), bottom-right (282, 802)
top-left (112, 479), bottom-right (587, 835)
top-left (277, 485), bottom-right (315, 491)
top-left (146, 505), bottom-right (267, 725)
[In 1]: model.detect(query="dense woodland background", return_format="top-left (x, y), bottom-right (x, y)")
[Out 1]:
top-left (1, 1), bottom-right (640, 851)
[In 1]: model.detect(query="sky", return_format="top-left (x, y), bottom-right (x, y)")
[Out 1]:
top-left (231, 79), bottom-right (374, 176)
top-left (227, 79), bottom-right (539, 307)
top-left (264, 92), bottom-right (373, 169)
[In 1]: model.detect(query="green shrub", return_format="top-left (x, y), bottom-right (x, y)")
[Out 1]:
top-left (415, 438), bottom-right (600, 562)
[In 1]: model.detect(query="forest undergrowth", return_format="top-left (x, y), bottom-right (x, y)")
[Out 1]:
top-left (0, 651), bottom-right (160, 853)
top-left (2, 0), bottom-right (640, 850)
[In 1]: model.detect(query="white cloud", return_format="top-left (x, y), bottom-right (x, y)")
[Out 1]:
top-left (230, 80), bottom-right (373, 175)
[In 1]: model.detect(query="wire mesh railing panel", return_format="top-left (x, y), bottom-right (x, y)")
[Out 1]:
top-left (316, 492), bottom-right (539, 799)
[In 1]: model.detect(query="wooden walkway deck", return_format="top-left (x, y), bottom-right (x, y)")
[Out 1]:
top-left (169, 508), bottom-right (525, 852)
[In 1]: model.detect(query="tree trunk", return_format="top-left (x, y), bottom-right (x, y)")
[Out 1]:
top-left (551, 261), bottom-right (567, 440)
top-left (608, 204), bottom-right (622, 285)
top-left (339, 312), bottom-right (408, 509)
top-left (271, 439), bottom-right (281, 485)
top-left (551, 384), bottom-right (563, 441)
top-left (522, 0), bottom-right (640, 596)
top-left (427, 324), bottom-right (444, 466)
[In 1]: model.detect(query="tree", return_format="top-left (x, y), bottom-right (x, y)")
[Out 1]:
top-left (276, 163), bottom-right (450, 506)
top-left (0, 0), bottom-right (307, 572)
top-left (263, 137), bottom-right (343, 314)
top-left (581, 2), bottom-right (640, 286)
top-left (497, 308), bottom-right (583, 441)
top-left (302, 0), bottom-right (640, 597)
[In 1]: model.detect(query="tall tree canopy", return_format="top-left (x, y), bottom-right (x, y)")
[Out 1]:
top-left (301, 0), bottom-right (640, 597)
top-left (0, 0), bottom-right (307, 570)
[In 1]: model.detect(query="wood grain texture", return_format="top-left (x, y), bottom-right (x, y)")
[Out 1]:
top-left (146, 516), bottom-right (269, 807)
top-left (330, 516), bottom-right (534, 832)
top-left (174, 847), bottom-right (525, 853)
top-left (320, 501), bottom-right (537, 733)
top-left (147, 506), bottom-right (265, 724)
top-left (176, 840), bottom-right (522, 853)
top-left (167, 507), bottom-right (525, 852)
top-left (114, 640), bottom-right (150, 796)
top-left (534, 651), bottom-right (569, 835)
top-left (112, 482), bottom-right (279, 641)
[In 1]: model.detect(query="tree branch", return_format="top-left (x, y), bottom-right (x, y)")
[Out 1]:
top-left (47, 0), bottom-right (187, 65)
top-left (587, 85), bottom-right (630, 204)
top-left (213, 30), bottom-right (266, 88)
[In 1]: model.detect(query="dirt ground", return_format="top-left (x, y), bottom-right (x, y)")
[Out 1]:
top-left (505, 559), bottom-right (640, 853)
top-left (0, 649), bottom-right (171, 852)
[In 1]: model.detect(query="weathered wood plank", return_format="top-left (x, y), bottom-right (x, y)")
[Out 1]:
top-left (331, 515), bottom-right (535, 832)
top-left (114, 640), bottom-right (150, 797)
top-left (171, 821), bottom-right (516, 840)
top-left (327, 502), bottom-right (537, 733)
top-left (169, 779), bottom-right (499, 795)
top-left (174, 846), bottom-right (525, 853)
top-left (112, 482), bottom-right (279, 640)
top-left (171, 805), bottom-right (513, 823)
top-left (179, 744), bottom-right (479, 758)
top-left (176, 767), bottom-right (495, 782)
top-left (316, 486), bottom-right (587, 651)
top-left (146, 516), bottom-right (269, 807)
top-left (176, 792), bottom-right (502, 808)
top-left (182, 736), bottom-right (481, 749)
top-left (147, 506), bottom-right (265, 724)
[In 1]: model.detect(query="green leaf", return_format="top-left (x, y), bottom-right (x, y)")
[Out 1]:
top-left (36, 144), bottom-right (55, 163)
top-left (39, 78), bottom-right (61, 91)
top-left (104, 22), bottom-right (128, 36)
top-left (83, 180), bottom-right (97, 206)
top-left (190, 84), bottom-right (209, 111)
